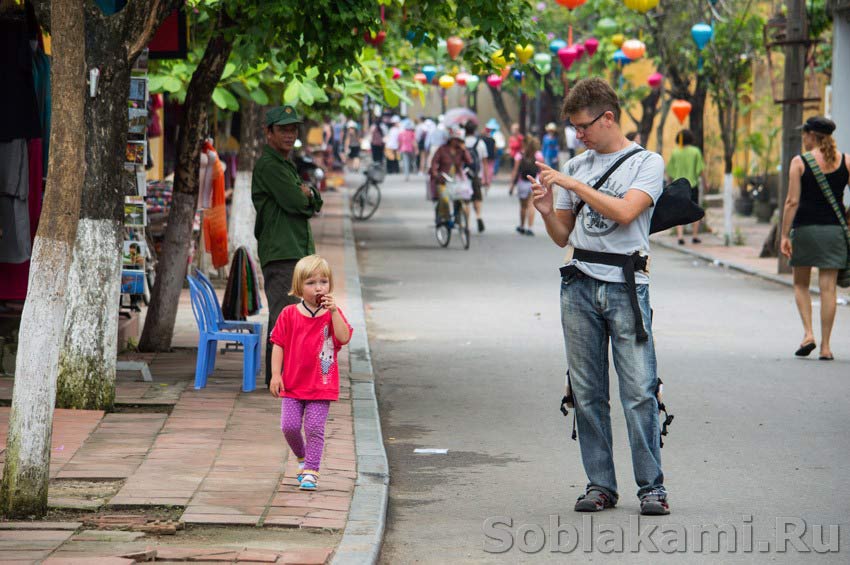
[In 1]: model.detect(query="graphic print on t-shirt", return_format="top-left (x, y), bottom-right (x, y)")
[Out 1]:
top-left (319, 325), bottom-right (334, 383)
top-left (582, 182), bottom-right (626, 237)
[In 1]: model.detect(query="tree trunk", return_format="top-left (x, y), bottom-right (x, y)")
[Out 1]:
top-left (139, 18), bottom-right (235, 352)
top-left (229, 100), bottom-right (265, 263)
top-left (638, 88), bottom-right (661, 144)
top-left (488, 85), bottom-right (513, 132)
top-left (690, 76), bottom-right (708, 152)
top-left (655, 96), bottom-right (671, 155)
top-left (0, 0), bottom-right (87, 518)
top-left (56, 14), bottom-right (131, 411)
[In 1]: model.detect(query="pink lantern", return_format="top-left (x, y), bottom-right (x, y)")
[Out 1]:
top-left (584, 37), bottom-right (599, 57)
top-left (557, 46), bottom-right (579, 70)
top-left (414, 72), bottom-right (428, 84)
top-left (486, 74), bottom-right (503, 89)
top-left (455, 72), bottom-right (469, 86)
top-left (574, 43), bottom-right (586, 59)
top-left (647, 72), bottom-right (663, 89)
top-left (392, 67), bottom-right (402, 80)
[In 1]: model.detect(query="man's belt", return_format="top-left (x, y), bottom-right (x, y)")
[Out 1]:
top-left (559, 248), bottom-right (649, 342)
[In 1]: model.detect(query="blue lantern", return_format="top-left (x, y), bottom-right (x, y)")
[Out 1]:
top-left (549, 39), bottom-right (567, 55)
top-left (691, 23), bottom-right (713, 50)
top-left (422, 65), bottom-right (437, 82)
top-left (512, 69), bottom-right (525, 80)
top-left (612, 50), bottom-right (632, 65)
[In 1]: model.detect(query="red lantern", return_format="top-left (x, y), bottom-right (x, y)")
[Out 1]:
top-left (363, 30), bottom-right (386, 46)
top-left (455, 72), bottom-right (469, 86)
top-left (557, 46), bottom-right (579, 70)
top-left (447, 36), bottom-right (464, 60)
top-left (414, 72), bottom-right (427, 84)
top-left (647, 72), bottom-right (663, 89)
top-left (486, 74), bottom-right (503, 89)
top-left (671, 99), bottom-right (692, 124)
top-left (392, 68), bottom-right (402, 80)
top-left (584, 37), bottom-right (599, 57)
top-left (555, 0), bottom-right (587, 9)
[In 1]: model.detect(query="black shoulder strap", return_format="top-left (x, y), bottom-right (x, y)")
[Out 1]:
top-left (574, 147), bottom-right (645, 216)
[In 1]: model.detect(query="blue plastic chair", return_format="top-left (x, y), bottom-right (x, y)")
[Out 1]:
top-left (187, 276), bottom-right (259, 392)
top-left (194, 269), bottom-right (263, 373)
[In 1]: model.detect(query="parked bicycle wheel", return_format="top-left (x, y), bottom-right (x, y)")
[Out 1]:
top-left (351, 181), bottom-right (381, 220)
top-left (455, 201), bottom-right (470, 250)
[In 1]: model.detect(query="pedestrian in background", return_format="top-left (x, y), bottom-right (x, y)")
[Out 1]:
top-left (269, 255), bottom-right (352, 491)
top-left (252, 105), bottom-right (324, 388)
top-left (399, 120), bottom-right (417, 181)
top-left (369, 120), bottom-right (386, 166)
top-left (565, 123), bottom-right (581, 160)
top-left (480, 124), bottom-right (497, 188)
top-left (666, 129), bottom-right (706, 245)
top-left (780, 116), bottom-right (850, 361)
top-left (385, 116), bottom-right (402, 174)
top-left (509, 135), bottom-right (540, 236)
top-left (542, 122), bottom-right (561, 170)
top-left (489, 119), bottom-right (506, 176)
top-left (343, 120), bottom-right (361, 172)
top-left (508, 123), bottom-right (524, 173)
top-left (416, 116), bottom-right (435, 174)
top-left (531, 77), bottom-right (670, 516)
top-left (464, 121), bottom-right (489, 233)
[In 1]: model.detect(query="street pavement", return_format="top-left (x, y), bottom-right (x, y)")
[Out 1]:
top-left (352, 173), bottom-right (850, 563)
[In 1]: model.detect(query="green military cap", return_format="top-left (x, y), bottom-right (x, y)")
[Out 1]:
top-left (265, 105), bottom-right (302, 126)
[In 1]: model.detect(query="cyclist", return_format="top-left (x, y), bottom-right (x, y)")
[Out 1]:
top-left (429, 127), bottom-right (472, 225)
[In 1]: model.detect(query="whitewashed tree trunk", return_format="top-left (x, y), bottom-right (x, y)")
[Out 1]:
top-left (1, 0), bottom-right (86, 519)
top-left (57, 219), bottom-right (122, 410)
top-left (228, 170), bottom-right (259, 263)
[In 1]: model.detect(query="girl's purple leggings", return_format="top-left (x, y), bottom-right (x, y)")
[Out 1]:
top-left (281, 398), bottom-right (330, 473)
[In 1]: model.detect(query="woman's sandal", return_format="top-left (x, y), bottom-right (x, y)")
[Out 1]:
top-left (795, 342), bottom-right (816, 357)
top-left (818, 355), bottom-right (834, 361)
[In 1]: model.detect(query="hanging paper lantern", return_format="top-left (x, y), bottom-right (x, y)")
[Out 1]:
top-left (536, 1), bottom-right (547, 10)
top-left (447, 36), bottom-right (464, 60)
top-left (486, 74), bottom-right (503, 89)
top-left (512, 69), bottom-right (525, 81)
top-left (500, 65), bottom-right (512, 80)
top-left (621, 39), bottom-right (646, 61)
top-left (584, 37), bottom-right (599, 57)
top-left (437, 39), bottom-right (448, 56)
top-left (671, 99), bottom-right (692, 124)
top-left (422, 65), bottom-right (437, 82)
top-left (612, 49), bottom-right (632, 65)
top-left (414, 72), bottom-right (428, 84)
top-left (438, 74), bottom-right (455, 89)
top-left (596, 17), bottom-right (618, 36)
top-left (691, 23), bottom-right (713, 50)
top-left (364, 30), bottom-right (386, 46)
top-left (611, 33), bottom-right (625, 48)
top-left (549, 39), bottom-right (567, 54)
top-left (515, 44), bottom-right (535, 64)
top-left (557, 46), bottom-right (579, 70)
top-left (574, 43), bottom-right (586, 59)
top-left (491, 48), bottom-right (509, 69)
top-left (647, 71), bottom-right (663, 89)
top-left (555, 0), bottom-right (587, 9)
top-left (392, 67), bottom-right (402, 80)
top-left (623, 0), bottom-right (659, 13)
top-left (533, 52), bottom-right (552, 72)
top-left (455, 72), bottom-right (469, 86)
top-left (466, 75), bottom-right (480, 92)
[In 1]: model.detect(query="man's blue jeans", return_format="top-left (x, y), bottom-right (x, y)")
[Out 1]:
top-left (560, 269), bottom-right (666, 501)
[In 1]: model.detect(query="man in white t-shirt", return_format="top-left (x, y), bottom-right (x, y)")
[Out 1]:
top-left (530, 77), bottom-right (669, 517)
top-left (464, 122), bottom-right (489, 233)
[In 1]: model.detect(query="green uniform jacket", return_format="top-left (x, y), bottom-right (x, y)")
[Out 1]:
top-left (252, 145), bottom-right (323, 267)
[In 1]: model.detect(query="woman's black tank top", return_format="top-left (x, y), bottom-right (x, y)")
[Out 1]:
top-left (792, 153), bottom-right (849, 227)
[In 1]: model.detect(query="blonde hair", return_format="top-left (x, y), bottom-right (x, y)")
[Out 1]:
top-left (288, 255), bottom-right (334, 297)
top-left (813, 132), bottom-right (837, 167)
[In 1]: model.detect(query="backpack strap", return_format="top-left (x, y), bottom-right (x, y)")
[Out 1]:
top-left (574, 147), bottom-right (645, 216)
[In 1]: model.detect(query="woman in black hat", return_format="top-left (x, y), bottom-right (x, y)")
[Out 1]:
top-left (780, 116), bottom-right (850, 360)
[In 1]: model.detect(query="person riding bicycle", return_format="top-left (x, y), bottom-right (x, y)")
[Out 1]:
top-left (429, 127), bottom-right (472, 224)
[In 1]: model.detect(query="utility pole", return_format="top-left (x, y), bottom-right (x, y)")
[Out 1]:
top-left (775, 0), bottom-right (808, 274)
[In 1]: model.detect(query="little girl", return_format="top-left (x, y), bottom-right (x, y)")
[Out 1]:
top-left (269, 255), bottom-right (352, 491)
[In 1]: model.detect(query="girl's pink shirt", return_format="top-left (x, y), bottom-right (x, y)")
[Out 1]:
top-left (398, 130), bottom-right (416, 153)
top-left (270, 305), bottom-right (353, 401)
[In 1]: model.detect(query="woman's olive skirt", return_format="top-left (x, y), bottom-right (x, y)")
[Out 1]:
top-left (790, 224), bottom-right (848, 268)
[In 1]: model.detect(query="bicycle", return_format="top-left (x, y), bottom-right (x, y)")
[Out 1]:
top-left (350, 163), bottom-right (384, 220)
top-left (434, 174), bottom-right (470, 250)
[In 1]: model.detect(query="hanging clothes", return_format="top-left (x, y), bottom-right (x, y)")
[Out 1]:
top-left (31, 37), bottom-right (51, 175)
top-left (221, 247), bottom-right (262, 320)
top-left (0, 17), bottom-right (41, 142)
top-left (0, 139), bottom-right (31, 264)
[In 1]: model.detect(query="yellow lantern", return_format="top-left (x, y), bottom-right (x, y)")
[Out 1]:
top-left (515, 44), bottom-right (535, 65)
top-left (623, 0), bottom-right (659, 13)
top-left (438, 74), bottom-right (456, 89)
top-left (491, 48), bottom-right (508, 69)
top-left (611, 33), bottom-right (625, 48)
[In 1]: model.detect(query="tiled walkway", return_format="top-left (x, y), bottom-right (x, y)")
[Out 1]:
top-left (0, 190), bottom-right (357, 563)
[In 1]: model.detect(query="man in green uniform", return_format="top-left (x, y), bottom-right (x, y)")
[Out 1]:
top-left (252, 105), bottom-right (323, 387)
top-left (665, 129), bottom-right (707, 245)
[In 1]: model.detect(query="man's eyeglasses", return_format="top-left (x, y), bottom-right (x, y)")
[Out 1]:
top-left (572, 111), bottom-right (607, 134)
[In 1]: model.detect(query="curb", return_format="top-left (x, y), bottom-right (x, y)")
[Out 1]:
top-left (332, 192), bottom-right (389, 565)
top-left (653, 237), bottom-right (850, 304)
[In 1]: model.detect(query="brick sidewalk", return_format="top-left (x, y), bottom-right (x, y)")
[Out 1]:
top-left (0, 190), bottom-right (358, 564)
